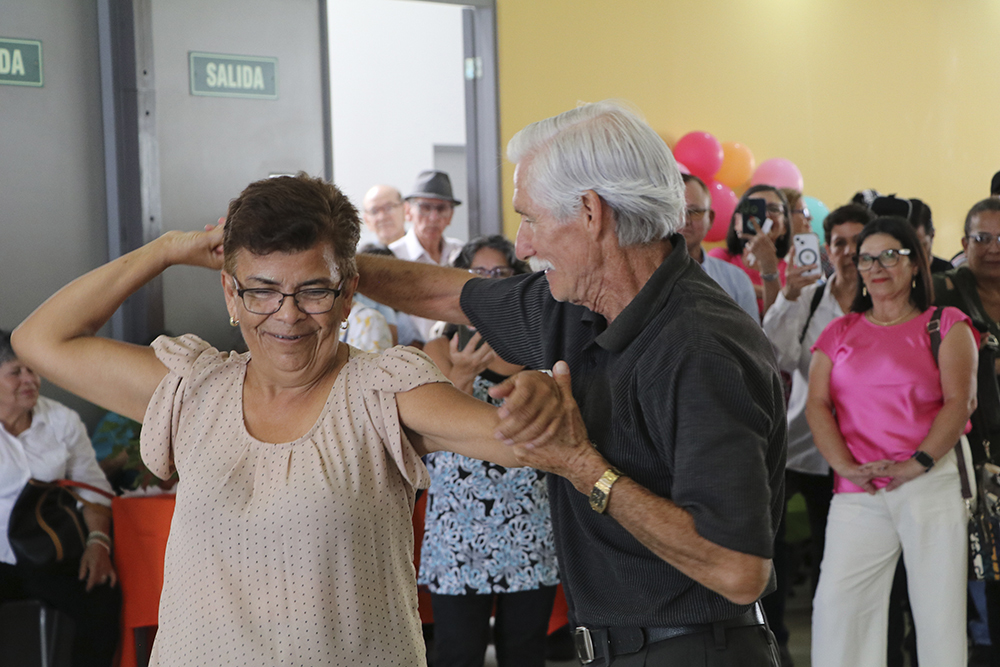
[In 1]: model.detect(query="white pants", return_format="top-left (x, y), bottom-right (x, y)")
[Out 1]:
top-left (811, 449), bottom-right (968, 667)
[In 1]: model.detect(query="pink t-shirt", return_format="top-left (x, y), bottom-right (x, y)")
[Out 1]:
top-left (706, 248), bottom-right (787, 317)
top-left (812, 307), bottom-right (974, 493)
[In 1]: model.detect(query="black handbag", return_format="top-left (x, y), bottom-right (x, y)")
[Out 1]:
top-left (963, 461), bottom-right (1000, 581)
top-left (7, 479), bottom-right (114, 568)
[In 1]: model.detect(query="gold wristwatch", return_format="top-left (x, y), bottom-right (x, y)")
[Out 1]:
top-left (589, 467), bottom-right (623, 514)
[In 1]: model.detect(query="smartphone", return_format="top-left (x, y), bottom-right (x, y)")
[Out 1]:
top-left (793, 233), bottom-right (823, 278)
top-left (456, 325), bottom-right (486, 352)
top-left (739, 198), bottom-right (768, 235)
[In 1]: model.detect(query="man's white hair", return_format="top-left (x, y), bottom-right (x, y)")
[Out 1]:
top-left (506, 100), bottom-right (685, 246)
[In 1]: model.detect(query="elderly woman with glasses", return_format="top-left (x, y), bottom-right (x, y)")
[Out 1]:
top-left (419, 235), bottom-right (558, 667)
top-left (11, 174), bottom-right (559, 667)
top-left (806, 216), bottom-right (978, 667)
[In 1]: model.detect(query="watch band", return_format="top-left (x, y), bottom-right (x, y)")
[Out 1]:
top-left (911, 450), bottom-right (935, 471)
top-left (589, 467), bottom-right (623, 514)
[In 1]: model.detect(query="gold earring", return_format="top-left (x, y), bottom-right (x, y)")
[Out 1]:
top-left (912, 278), bottom-right (916, 289)
top-left (230, 315), bottom-right (239, 327)
top-left (862, 286), bottom-right (867, 297)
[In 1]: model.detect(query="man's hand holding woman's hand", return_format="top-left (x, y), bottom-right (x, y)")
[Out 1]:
top-left (489, 361), bottom-right (606, 488)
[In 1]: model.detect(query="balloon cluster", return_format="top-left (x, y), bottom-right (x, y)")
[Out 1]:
top-left (672, 132), bottom-right (826, 241)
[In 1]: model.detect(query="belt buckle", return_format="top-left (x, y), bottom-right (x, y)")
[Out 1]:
top-left (573, 626), bottom-right (596, 664)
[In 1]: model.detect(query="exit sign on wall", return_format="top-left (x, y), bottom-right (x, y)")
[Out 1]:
top-left (189, 52), bottom-right (278, 100)
top-left (0, 38), bottom-right (43, 87)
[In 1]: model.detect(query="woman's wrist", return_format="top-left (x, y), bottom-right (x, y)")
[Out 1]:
top-left (87, 530), bottom-right (112, 554)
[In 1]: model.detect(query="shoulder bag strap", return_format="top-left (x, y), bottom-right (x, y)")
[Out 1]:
top-left (798, 282), bottom-right (829, 345)
top-left (928, 306), bottom-right (944, 365)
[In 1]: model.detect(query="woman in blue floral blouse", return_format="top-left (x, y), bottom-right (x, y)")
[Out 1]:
top-left (420, 236), bottom-right (559, 667)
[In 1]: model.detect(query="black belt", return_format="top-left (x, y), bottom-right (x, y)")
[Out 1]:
top-left (573, 604), bottom-right (766, 665)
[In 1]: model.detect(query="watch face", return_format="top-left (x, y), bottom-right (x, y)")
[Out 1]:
top-left (590, 488), bottom-right (607, 513)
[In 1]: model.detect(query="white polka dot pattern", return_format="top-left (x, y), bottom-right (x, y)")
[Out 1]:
top-left (140, 335), bottom-right (444, 666)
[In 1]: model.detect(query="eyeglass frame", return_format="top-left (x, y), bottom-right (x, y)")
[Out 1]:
top-left (232, 277), bottom-right (344, 315)
top-left (967, 231), bottom-right (1000, 247)
top-left (853, 248), bottom-right (912, 271)
top-left (468, 266), bottom-right (516, 279)
top-left (685, 206), bottom-right (710, 222)
top-left (364, 201), bottom-right (402, 217)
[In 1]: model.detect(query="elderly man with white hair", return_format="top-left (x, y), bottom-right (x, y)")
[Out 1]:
top-left (358, 100), bottom-right (785, 667)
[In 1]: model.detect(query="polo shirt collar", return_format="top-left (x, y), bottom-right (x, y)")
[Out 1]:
top-left (595, 234), bottom-right (690, 352)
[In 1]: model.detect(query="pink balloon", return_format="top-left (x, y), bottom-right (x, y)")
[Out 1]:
top-left (750, 158), bottom-right (804, 191)
top-left (676, 161), bottom-right (691, 175)
top-left (673, 132), bottom-right (723, 182)
top-left (706, 180), bottom-right (737, 243)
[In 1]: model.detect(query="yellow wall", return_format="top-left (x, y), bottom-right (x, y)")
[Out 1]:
top-left (495, 0), bottom-right (1000, 257)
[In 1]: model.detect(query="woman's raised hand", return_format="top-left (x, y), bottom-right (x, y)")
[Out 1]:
top-left (782, 245), bottom-right (820, 301)
top-left (741, 229), bottom-right (779, 277)
top-left (446, 330), bottom-right (496, 395)
top-left (162, 218), bottom-right (226, 270)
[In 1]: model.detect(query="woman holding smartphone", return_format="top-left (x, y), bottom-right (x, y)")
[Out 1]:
top-left (708, 185), bottom-right (792, 317)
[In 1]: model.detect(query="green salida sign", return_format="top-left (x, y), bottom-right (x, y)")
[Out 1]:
top-left (189, 52), bottom-right (277, 100)
top-left (0, 38), bottom-right (43, 87)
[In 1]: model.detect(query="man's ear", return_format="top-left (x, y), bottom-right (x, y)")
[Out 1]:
top-left (580, 190), bottom-right (611, 241)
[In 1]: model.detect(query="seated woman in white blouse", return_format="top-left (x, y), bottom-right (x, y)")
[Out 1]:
top-left (0, 330), bottom-right (118, 667)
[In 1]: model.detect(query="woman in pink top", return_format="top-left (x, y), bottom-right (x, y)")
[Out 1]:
top-left (806, 217), bottom-right (978, 667)
top-left (708, 185), bottom-right (792, 317)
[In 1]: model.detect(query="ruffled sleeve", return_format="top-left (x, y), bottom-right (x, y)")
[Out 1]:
top-left (140, 335), bottom-right (230, 479)
top-left (363, 346), bottom-right (450, 490)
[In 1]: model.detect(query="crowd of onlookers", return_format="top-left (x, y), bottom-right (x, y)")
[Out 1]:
top-left (682, 168), bottom-right (1000, 667)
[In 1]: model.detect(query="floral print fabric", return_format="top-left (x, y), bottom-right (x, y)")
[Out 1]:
top-left (417, 375), bottom-right (559, 595)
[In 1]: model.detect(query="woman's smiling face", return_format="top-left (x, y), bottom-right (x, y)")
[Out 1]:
top-left (223, 243), bottom-right (353, 377)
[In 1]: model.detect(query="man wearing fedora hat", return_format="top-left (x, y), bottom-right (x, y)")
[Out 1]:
top-left (388, 170), bottom-right (465, 343)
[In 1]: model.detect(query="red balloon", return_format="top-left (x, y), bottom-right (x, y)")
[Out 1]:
top-left (676, 161), bottom-right (691, 175)
top-left (749, 158), bottom-right (804, 191)
top-left (673, 132), bottom-right (723, 182)
top-left (706, 180), bottom-right (736, 243)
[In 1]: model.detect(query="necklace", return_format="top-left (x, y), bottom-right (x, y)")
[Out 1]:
top-left (867, 306), bottom-right (916, 327)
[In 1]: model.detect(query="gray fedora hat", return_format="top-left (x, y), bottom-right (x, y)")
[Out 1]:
top-left (405, 170), bottom-right (461, 206)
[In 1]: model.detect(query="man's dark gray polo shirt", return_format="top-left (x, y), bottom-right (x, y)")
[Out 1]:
top-left (460, 234), bottom-right (786, 627)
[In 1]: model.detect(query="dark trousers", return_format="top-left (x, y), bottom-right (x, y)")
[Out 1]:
top-left (761, 470), bottom-right (833, 646)
top-left (590, 624), bottom-right (779, 667)
top-left (985, 580), bottom-right (1000, 666)
top-left (430, 586), bottom-right (557, 667)
top-left (0, 560), bottom-right (120, 667)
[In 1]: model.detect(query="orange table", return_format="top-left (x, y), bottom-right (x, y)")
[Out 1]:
top-left (112, 494), bottom-right (175, 667)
